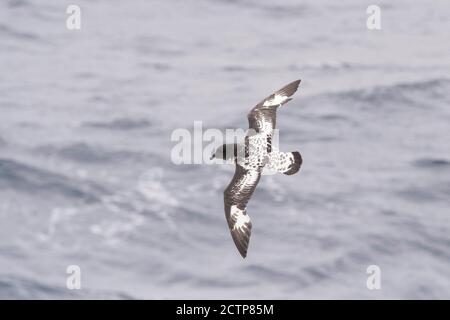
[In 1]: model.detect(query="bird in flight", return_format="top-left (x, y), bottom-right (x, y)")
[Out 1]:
top-left (211, 79), bottom-right (303, 258)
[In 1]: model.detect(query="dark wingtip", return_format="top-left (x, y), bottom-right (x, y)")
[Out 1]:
top-left (234, 236), bottom-right (248, 258)
top-left (292, 79), bottom-right (301, 92)
top-left (291, 79), bottom-right (301, 87)
top-left (230, 231), bottom-right (249, 258)
top-left (279, 79), bottom-right (302, 98)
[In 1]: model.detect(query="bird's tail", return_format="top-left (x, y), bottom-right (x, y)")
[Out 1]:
top-left (266, 151), bottom-right (302, 175)
top-left (284, 151), bottom-right (302, 175)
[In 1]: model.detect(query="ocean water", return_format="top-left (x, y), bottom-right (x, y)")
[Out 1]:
top-left (0, 0), bottom-right (450, 299)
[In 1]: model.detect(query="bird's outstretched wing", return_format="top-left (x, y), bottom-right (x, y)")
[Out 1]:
top-left (247, 79), bottom-right (301, 135)
top-left (224, 164), bottom-right (261, 258)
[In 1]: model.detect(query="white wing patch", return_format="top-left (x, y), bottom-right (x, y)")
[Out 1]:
top-left (262, 94), bottom-right (288, 107)
top-left (230, 205), bottom-right (250, 231)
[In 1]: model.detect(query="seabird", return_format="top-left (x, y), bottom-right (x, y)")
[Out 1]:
top-left (211, 79), bottom-right (303, 258)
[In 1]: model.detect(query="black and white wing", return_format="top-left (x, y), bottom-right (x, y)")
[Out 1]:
top-left (247, 79), bottom-right (301, 135)
top-left (224, 164), bottom-right (261, 258)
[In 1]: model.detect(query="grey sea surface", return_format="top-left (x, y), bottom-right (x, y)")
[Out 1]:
top-left (0, 0), bottom-right (450, 299)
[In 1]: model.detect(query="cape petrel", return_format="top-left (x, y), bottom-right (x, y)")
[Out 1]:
top-left (211, 79), bottom-right (303, 258)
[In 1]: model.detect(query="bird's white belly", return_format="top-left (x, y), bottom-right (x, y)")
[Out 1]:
top-left (237, 134), bottom-right (270, 170)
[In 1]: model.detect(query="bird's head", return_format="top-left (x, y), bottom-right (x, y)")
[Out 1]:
top-left (210, 144), bottom-right (238, 161)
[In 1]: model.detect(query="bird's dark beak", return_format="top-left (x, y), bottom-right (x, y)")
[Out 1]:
top-left (210, 154), bottom-right (215, 160)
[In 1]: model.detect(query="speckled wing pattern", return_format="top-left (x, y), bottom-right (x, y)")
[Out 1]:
top-left (224, 165), bottom-right (261, 258)
top-left (224, 79), bottom-right (302, 258)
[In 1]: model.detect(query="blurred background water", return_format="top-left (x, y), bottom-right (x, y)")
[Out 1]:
top-left (0, 0), bottom-right (449, 299)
